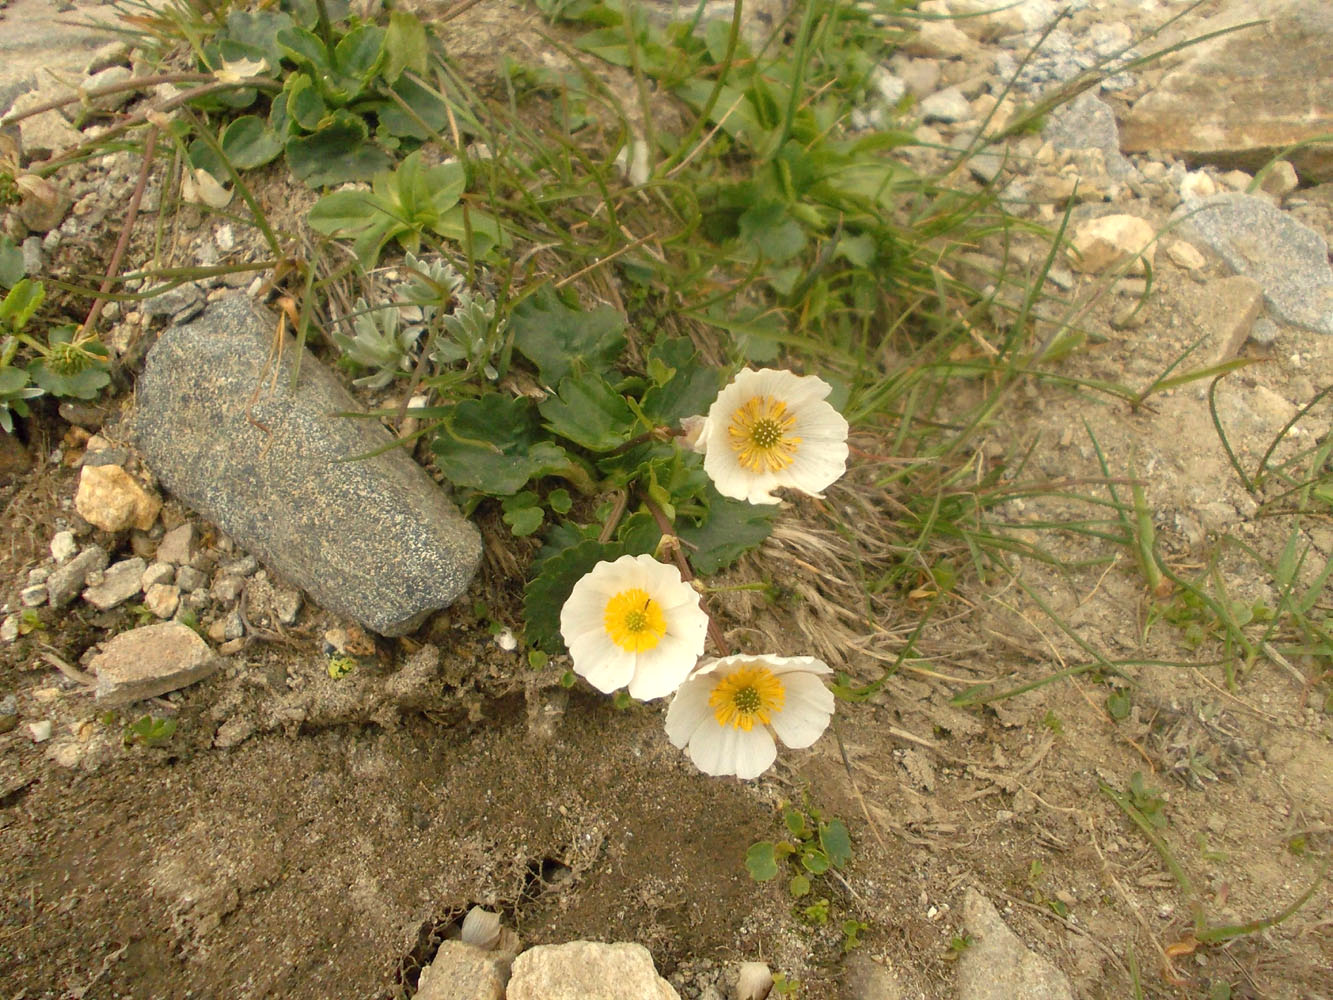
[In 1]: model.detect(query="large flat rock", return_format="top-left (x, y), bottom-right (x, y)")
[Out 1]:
top-left (1120, 0), bottom-right (1333, 181)
top-left (134, 295), bottom-right (482, 636)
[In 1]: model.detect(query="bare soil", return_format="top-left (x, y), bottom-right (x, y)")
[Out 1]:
top-left (1, 3), bottom-right (1331, 1000)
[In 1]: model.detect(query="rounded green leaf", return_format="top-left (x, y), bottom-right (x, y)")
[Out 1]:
top-left (800, 849), bottom-right (830, 875)
top-left (219, 116), bottom-right (283, 170)
top-left (745, 841), bottom-right (779, 882)
top-left (819, 819), bottom-right (852, 869)
top-left (789, 873), bottom-right (811, 898)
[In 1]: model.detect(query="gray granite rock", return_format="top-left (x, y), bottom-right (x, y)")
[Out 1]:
top-left (1175, 194), bottom-right (1333, 336)
top-left (920, 86), bottom-right (971, 124)
top-left (133, 295), bottom-right (482, 636)
top-left (1043, 92), bottom-right (1131, 180)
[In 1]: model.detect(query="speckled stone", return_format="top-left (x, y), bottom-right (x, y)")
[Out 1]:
top-left (1175, 193), bottom-right (1333, 335)
top-left (133, 295), bottom-right (482, 636)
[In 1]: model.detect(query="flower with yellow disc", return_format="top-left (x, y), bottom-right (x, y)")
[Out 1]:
top-left (694, 368), bottom-right (848, 505)
top-left (560, 553), bottom-right (710, 701)
top-left (665, 654), bottom-right (835, 779)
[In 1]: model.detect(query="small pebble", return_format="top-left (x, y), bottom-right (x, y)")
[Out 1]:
top-left (29, 720), bottom-right (53, 743)
top-left (20, 585), bottom-right (49, 608)
top-left (50, 531), bottom-right (79, 562)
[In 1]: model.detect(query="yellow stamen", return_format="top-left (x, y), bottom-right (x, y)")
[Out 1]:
top-left (603, 588), bottom-right (667, 653)
top-left (727, 395), bottom-right (800, 473)
top-left (710, 664), bottom-right (786, 731)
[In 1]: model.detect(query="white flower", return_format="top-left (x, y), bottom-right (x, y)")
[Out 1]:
top-left (665, 654), bottom-right (834, 779)
top-left (696, 368), bottom-right (849, 505)
top-left (213, 56), bottom-right (269, 83)
top-left (560, 554), bottom-right (709, 701)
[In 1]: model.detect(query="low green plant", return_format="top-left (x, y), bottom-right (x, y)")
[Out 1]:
top-left (308, 152), bottom-right (502, 269)
top-left (1, 245), bottom-right (112, 433)
top-left (179, 0), bottom-right (459, 187)
top-left (746, 802), bottom-right (853, 924)
top-left (124, 714), bottom-right (178, 748)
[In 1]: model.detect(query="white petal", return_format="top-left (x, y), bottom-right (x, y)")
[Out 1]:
top-left (575, 643), bottom-right (636, 694)
top-left (626, 636), bottom-right (697, 700)
top-left (765, 654), bottom-right (834, 677)
top-left (770, 672), bottom-right (834, 749)
top-left (703, 446), bottom-right (784, 504)
top-left (688, 722), bottom-right (777, 778)
top-left (664, 676), bottom-right (714, 748)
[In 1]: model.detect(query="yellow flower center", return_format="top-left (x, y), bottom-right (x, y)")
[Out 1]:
top-left (710, 664), bottom-right (786, 731)
top-left (603, 588), bottom-right (667, 653)
top-left (728, 395), bottom-right (800, 473)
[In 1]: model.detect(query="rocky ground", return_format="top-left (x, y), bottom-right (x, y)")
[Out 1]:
top-left (0, 0), bottom-right (1330, 998)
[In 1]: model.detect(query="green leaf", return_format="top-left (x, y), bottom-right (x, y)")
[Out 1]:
top-left (523, 536), bottom-right (624, 653)
top-left (538, 373), bottom-right (637, 452)
top-left (376, 74), bottom-right (453, 140)
top-left (800, 849), bottom-right (830, 875)
top-left (283, 0), bottom-right (349, 29)
top-left (219, 115), bottom-right (283, 169)
top-left (430, 204), bottom-right (504, 258)
top-left (836, 232), bottom-right (877, 267)
top-left (286, 112), bottom-right (393, 187)
top-left (1107, 689), bottom-right (1132, 721)
top-left (0, 237), bottom-right (23, 289)
top-left (27, 330), bottom-right (110, 400)
top-left (548, 488), bottom-right (573, 515)
top-left (0, 278), bottom-right (44, 332)
top-left (789, 873), bottom-right (811, 898)
top-left (275, 26), bottom-right (330, 73)
top-left (640, 338), bottom-right (721, 425)
top-left (0, 365), bottom-right (41, 433)
top-left (502, 493), bottom-right (545, 536)
top-left (430, 393), bottom-right (573, 495)
top-left (511, 286), bottom-right (626, 387)
top-left (678, 485), bottom-right (777, 575)
top-left (784, 807), bottom-right (810, 839)
top-left (738, 200), bottom-right (806, 263)
top-left (745, 841), bottom-right (779, 881)
top-left (285, 73), bottom-right (327, 131)
top-left (218, 9), bottom-right (291, 69)
top-left (820, 819), bottom-right (852, 868)
top-left (383, 10), bottom-right (429, 82)
top-left (332, 25), bottom-right (386, 97)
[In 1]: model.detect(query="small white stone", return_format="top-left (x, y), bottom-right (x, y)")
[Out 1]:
top-left (495, 629), bottom-right (518, 652)
top-left (1165, 240), bottom-right (1206, 271)
top-left (29, 720), bottom-right (53, 743)
top-left (1179, 170), bottom-right (1216, 202)
top-left (50, 531), bottom-right (79, 562)
top-left (20, 585), bottom-right (48, 608)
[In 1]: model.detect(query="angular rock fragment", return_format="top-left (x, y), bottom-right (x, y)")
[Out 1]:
top-left (82, 557), bottom-right (146, 610)
top-left (507, 941), bottom-right (680, 1000)
top-left (46, 545), bottom-right (109, 608)
top-left (75, 464), bottom-right (161, 532)
top-left (89, 621), bottom-right (221, 706)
